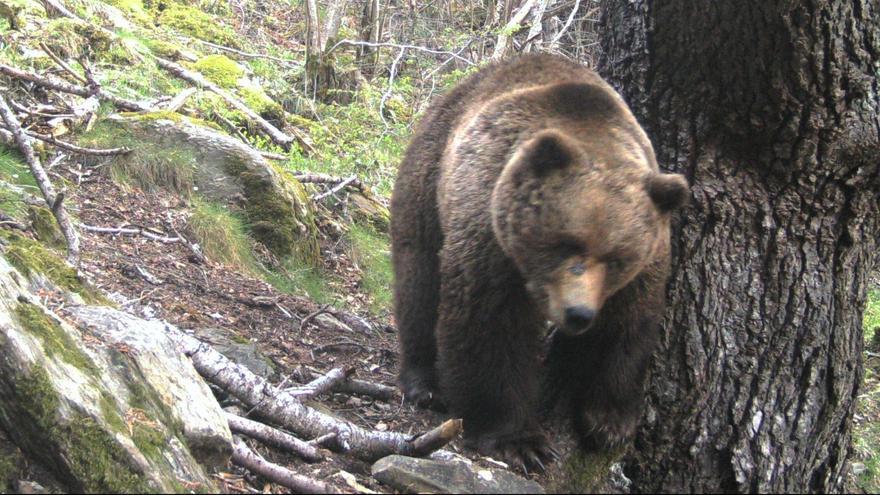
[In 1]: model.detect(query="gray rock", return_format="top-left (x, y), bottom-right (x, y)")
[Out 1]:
top-left (314, 313), bottom-right (353, 333)
top-left (69, 307), bottom-right (234, 469)
top-left (193, 326), bottom-right (277, 380)
top-left (0, 256), bottom-right (224, 492)
top-left (372, 455), bottom-right (545, 494)
top-left (103, 114), bottom-right (319, 261)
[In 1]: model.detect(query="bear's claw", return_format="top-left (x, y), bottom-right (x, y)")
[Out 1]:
top-left (469, 430), bottom-right (556, 473)
top-left (399, 368), bottom-right (446, 411)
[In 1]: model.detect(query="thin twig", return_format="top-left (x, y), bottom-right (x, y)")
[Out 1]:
top-left (0, 127), bottom-right (130, 156)
top-left (299, 304), bottom-right (330, 332)
top-left (0, 63), bottom-right (150, 112)
top-left (0, 95), bottom-right (80, 265)
top-left (81, 224), bottom-right (181, 243)
top-left (39, 42), bottom-right (87, 84)
top-left (231, 437), bottom-right (340, 494)
top-left (183, 37), bottom-right (302, 66)
top-left (379, 47), bottom-right (407, 129)
top-left (326, 40), bottom-right (474, 65)
top-left (313, 175), bottom-right (358, 201)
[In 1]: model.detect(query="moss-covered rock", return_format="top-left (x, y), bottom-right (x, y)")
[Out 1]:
top-left (157, 3), bottom-right (239, 47)
top-left (96, 114), bottom-right (320, 263)
top-left (2, 233), bottom-right (107, 304)
top-left (28, 205), bottom-right (64, 249)
top-left (193, 54), bottom-right (245, 88)
top-left (0, 256), bottom-right (225, 492)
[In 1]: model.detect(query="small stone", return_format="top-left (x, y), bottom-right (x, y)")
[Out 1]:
top-left (372, 455), bottom-right (544, 494)
top-left (852, 462), bottom-right (867, 475)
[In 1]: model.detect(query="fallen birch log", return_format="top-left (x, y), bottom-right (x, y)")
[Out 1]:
top-left (0, 95), bottom-right (81, 265)
top-left (226, 413), bottom-right (326, 463)
top-left (154, 57), bottom-right (294, 149)
top-left (170, 328), bottom-right (461, 461)
top-left (231, 437), bottom-right (340, 494)
top-left (302, 370), bottom-right (398, 402)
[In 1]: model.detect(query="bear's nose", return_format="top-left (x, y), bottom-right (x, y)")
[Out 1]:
top-left (565, 306), bottom-right (596, 330)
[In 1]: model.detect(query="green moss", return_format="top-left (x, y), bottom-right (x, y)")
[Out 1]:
top-left (143, 38), bottom-right (185, 59)
top-left (99, 392), bottom-right (126, 434)
top-left (157, 4), bottom-right (238, 47)
top-left (0, 146), bottom-right (33, 220)
top-left (193, 54), bottom-right (244, 89)
top-left (61, 417), bottom-right (152, 492)
top-left (0, 451), bottom-right (18, 492)
top-left (130, 420), bottom-right (166, 462)
top-left (345, 223), bottom-right (392, 314)
top-left (186, 199), bottom-right (256, 270)
top-left (15, 366), bottom-right (60, 433)
top-left (240, 85), bottom-right (284, 121)
top-left (865, 289), bottom-right (880, 343)
top-left (78, 120), bottom-right (197, 195)
top-left (40, 18), bottom-right (133, 63)
top-left (28, 205), bottom-right (64, 249)
top-left (13, 303), bottom-right (98, 374)
top-left (547, 447), bottom-right (625, 493)
top-left (222, 159), bottom-right (318, 262)
top-left (4, 233), bottom-right (107, 304)
top-left (104, 0), bottom-right (150, 25)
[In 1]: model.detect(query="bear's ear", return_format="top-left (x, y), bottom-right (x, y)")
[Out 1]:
top-left (646, 173), bottom-right (690, 212)
top-left (519, 129), bottom-right (575, 177)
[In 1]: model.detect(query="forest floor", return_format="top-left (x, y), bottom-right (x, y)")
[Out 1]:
top-left (57, 167), bottom-right (564, 493)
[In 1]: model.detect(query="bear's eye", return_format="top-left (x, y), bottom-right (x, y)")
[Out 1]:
top-left (569, 263), bottom-right (586, 276)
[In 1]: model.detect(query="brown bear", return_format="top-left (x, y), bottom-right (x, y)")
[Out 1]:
top-left (390, 54), bottom-right (689, 469)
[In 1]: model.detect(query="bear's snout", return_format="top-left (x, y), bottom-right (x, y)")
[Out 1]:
top-left (564, 305), bottom-right (596, 331)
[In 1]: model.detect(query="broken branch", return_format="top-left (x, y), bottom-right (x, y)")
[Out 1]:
top-left (0, 63), bottom-right (150, 112)
top-left (154, 57), bottom-right (294, 149)
top-left (288, 367), bottom-right (354, 399)
top-left (171, 329), bottom-right (460, 461)
top-left (226, 413), bottom-right (326, 463)
top-left (313, 175), bottom-right (358, 201)
top-left (0, 95), bottom-right (80, 265)
top-left (81, 224), bottom-right (181, 243)
top-left (303, 370), bottom-right (398, 402)
top-left (231, 437), bottom-right (340, 494)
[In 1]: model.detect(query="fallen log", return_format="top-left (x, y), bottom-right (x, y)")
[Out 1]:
top-left (169, 328), bottom-right (461, 461)
top-left (226, 413), bottom-right (326, 463)
top-left (231, 437), bottom-right (340, 494)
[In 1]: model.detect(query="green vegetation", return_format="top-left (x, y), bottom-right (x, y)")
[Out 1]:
top-left (0, 145), bottom-right (35, 220)
top-left (3, 233), bottom-right (107, 304)
top-left (854, 288), bottom-right (880, 492)
top-left (79, 119), bottom-right (197, 195)
top-left (193, 54), bottom-right (244, 88)
top-left (11, 367), bottom-right (152, 492)
top-left (13, 302), bottom-right (98, 373)
top-left (187, 199), bottom-right (256, 270)
top-left (345, 223), bottom-right (392, 314)
top-left (156, 3), bottom-right (238, 47)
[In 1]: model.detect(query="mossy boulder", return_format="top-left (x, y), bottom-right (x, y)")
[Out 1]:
top-left (100, 114), bottom-right (319, 263)
top-left (193, 54), bottom-right (245, 89)
top-left (157, 3), bottom-right (239, 48)
top-left (2, 232), bottom-right (106, 305)
top-left (0, 256), bottom-right (225, 492)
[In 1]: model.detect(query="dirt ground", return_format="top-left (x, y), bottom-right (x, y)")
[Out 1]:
top-left (52, 169), bottom-right (555, 493)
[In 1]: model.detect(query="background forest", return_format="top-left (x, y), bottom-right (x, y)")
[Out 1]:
top-left (0, 0), bottom-right (877, 493)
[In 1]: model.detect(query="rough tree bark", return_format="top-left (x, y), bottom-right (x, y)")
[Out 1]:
top-left (597, 1), bottom-right (880, 492)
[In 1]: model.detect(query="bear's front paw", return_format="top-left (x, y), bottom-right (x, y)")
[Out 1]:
top-left (576, 407), bottom-right (640, 451)
top-left (398, 367), bottom-right (446, 411)
top-left (468, 429), bottom-right (558, 473)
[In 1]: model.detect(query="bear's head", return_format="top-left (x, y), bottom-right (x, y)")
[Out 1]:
top-left (491, 128), bottom-right (689, 335)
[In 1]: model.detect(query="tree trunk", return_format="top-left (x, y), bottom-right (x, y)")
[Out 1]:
top-left (597, 1), bottom-right (880, 492)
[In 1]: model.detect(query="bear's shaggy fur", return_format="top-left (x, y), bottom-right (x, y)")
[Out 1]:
top-left (391, 54), bottom-right (688, 467)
